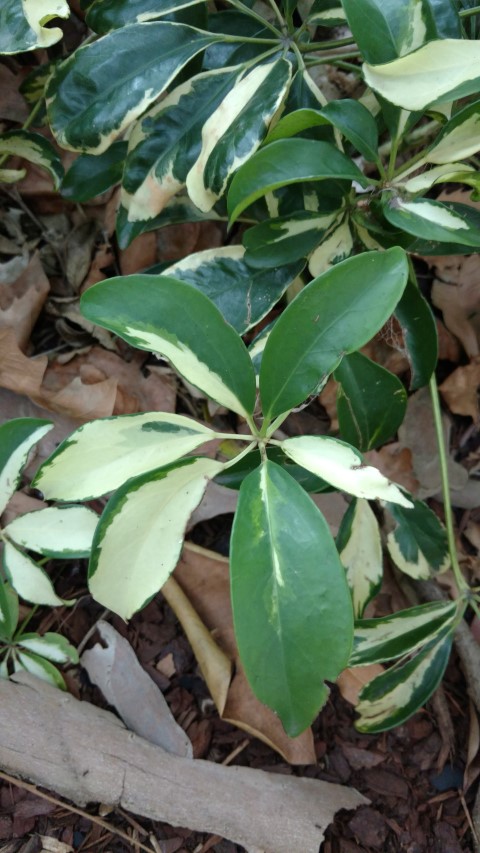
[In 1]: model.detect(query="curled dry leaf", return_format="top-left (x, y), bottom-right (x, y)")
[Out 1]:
top-left (440, 359), bottom-right (480, 422)
top-left (365, 443), bottom-right (419, 496)
top-left (337, 664), bottom-right (385, 707)
top-left (0, 64), bottom-right (28, 122)
top-left (0, 252), bottom-right (50, 349)
top-left (0, 327), bottom-right (47, 398)
top-left (173, 543), bottom-right (316, 764)
top-left (81, 242), bottom-right (115, 291)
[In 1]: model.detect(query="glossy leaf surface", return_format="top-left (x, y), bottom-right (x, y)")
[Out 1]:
top-left (335, 352), bottom-right (407, 451)
top-left (81, 276), bottom-right (256, 417)
top-left (61, 141), bottom-right (127, 202)
top-left (337, 498), bottom-right (383, 618)
top-left (4, 506), bottom-right (98, 558)
top-left (259, 248), bottom-right (408, 421)
top-left (0, 131), bottom-right (63, 188)
top-left (386, 497), bottom-right (450, 579)
top-left (0, 0), bottom-right (70, 54)
top-left (394, 278), bottom-right (438, 389)
top-left (230, 461), bottom-right (353, 736)
top-left (47, 23), bottom-right (221, 153)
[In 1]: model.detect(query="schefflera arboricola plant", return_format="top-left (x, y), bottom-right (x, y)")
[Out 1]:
top-left (32, 246), bottom-right (430, 736)
top-left (0, 420), bottom-right (97, 686)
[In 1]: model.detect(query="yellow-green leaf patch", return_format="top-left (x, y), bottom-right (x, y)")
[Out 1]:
top-left (3, 542), bottom-right (71, 607)
top-left (337, 498), bottom-right (383, 619)
top-left (0, 419), bottom-right (53, 516)
top-left (4, 506), bottom-right (98, 558)
top-left (385, 496), bottom-right (450, 580)
top-left (88, 457), bottom-right (223, 619)
top-left (0, 0), bottom-right (70, 54)
top-left (0, 131), bottom-right (64, 189)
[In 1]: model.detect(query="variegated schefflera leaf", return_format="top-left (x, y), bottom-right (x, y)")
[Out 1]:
top-left (242, 210), bottom-right (342, 270)
top-left (355, 628), bottom-right (454, 733)
top-left (33, 412), bottom-right (218, 501)
top-left (280, 436), bottom-right (412, 506)
top-left (258, 248), bottom-right (409, 421)
top-left (230, 460), bottom-right (353, 736)
top-left (88, 457), bottom-right (224, 619)
top-left (163, 246), bottom-right (304, 333)
top-left (382, 194), bottom-right (480, 249)
top-left (186, 57), bottom-right (293, 213)
top-left (0, 131), bottom-right (64, 189)
top-left (86, 0), bottom-right (205, 33)
top-left (385, 496), bottom-right (450, 580)
top-left (119, 66), bottom-right (244, 234)
top-left (0, 419), bottom-right (53, 516)
top-left (46, 22), bottom-right (223, 154)
top-left (350, 600), bottom-right (458, 667)
top-left (3, 506), bottom-right (99, 558)
top-left (337, 498), bottom-right (383, 619)
top-left (0, 0), bottom-right (70, 54)
top-left (2, 542), bottom-right (73, 607)
top-left (13, 631), bottom-right (79, 689)
top-left (363, 39), bottom-right (480, 113)
top-left (80, 276), bottom-right (257, 418)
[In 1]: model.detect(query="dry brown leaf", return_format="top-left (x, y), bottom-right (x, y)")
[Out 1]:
top-left (65, 220), bottom-right (98, 291)
top-left (0, 252), bottom-right (50, 349)
top-left (173, 543), bottom-right (316, 765)
top-left (33, 374), bottom-right (118, 420)
top-left (337, 665), bottom-right (384, 706)
top-left (440, 359), bottom-right (480, 422)
top-left (318, 377), bottom-right (339, 430)
top-left (436, 318), bottom-right (461, 363)
top-left (1, 491), bottom-right (47, 528)
top-left (119, 232), bottom-right (157, 275)
top-left (0, 65), bottom-right (28, 122)
top-left (365, 443), bottom-right (418, 495)
top-left (81, 242), bottom-right (115, 291)
top-left (0, 327), bottom-right (47, 397)
top-left (81, 621), bottom-right (193, 758)
top-left (464, 702), bottom-right (480, 792)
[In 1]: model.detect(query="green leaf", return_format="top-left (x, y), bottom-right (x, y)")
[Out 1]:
top-left (337, 499), bottom-right (383, 619)
top-left (306, 0), bottom-right (346, 26)
top-left (243, 211), bottom-right (339, 269)
top-left (164, 245), bottom-right (304, 332)
top-left (394, 277), bottom-right (438, 390)
top-left (335, 352), bottom-right (407, 451)
top-left (281, 436), bottom-right (412, 506)
top-left (401, 162), bottom-right (479, 195)
top-left (3, 542), bottom-right (71, 607)
top-left (187, 58), bottom-right (292, 212)
top-left (265, 102), bottom-right (379, 163)
top-left (0, 0), bottom-right (70, 54)
top-left (88, 457), bottom-right (223, 619)
top-left (386, 496), bottom-right (450, 580)
top-left (228, 139), bottom-right (368, 224)
top-left (0, 583), bottom-right (19, 641)
top-left (363, 39), bottom-right (480, 113)
top-left (0, 419), bottom-right (53, 516)
top-left (350, 600), bottom-right (458, 666)
top-left (61, 141), bottom-right (128, 202)
top-left (4, 506), bottom-right (99, 558)
top-left (86, 0), bottom-right (205, 32)
top-left (0, 169), bottom-right (26, 184)
top-left (15, 651), bottom-right (66, 689)
top-left (230, 460), bottom-right (353, 736)
top-left (116, 193), bottom-right (225, 249)
top-left (342, 0), bottom-right (457, 65)
top-left (33, 412), bottom-right (217, 502)
top-left (355, 630), bottom-right (453, 732)
top-left (259, 248), bottom-right (409, 421)
top-left (121, 66), bottom-right (243, 226)
top-left (215, 446), bottom-right (331, 492)
top-left (425, 98), bottom-right (480, 164)
top-left (0, 131), bottom-right (63, 189)
top-left (17, 632), bottom-right (79, 664)
top-left (46, 22), bottom-right (221, 154)
top-left (382, 195), bottom-right (480, 248)
top-left (81, 276), bottom-right (256, 417)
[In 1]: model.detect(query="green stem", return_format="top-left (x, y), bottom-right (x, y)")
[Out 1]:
top-left (264, 0), bottom-right (286, 29)
top-left (429, 372), bottom-right (469, 594)
top-left (460, 4), bottom-right (480, 17)
top-left (222, 32), bottom-right (281, 44)
top-left (304, 50), bottom-right (361, 67)
top-left (300, 36), bottom-right (356, 51)
top-left (386, 135), bottom-right (400, 181)
top-left (15, 604), bottom-right (39, 638)
top-left (225, 0), bottom-right (284, 37)
top-left (214, 431), bottom-right (259, 442)
top-left (221, 440), bottom-right (258, 469)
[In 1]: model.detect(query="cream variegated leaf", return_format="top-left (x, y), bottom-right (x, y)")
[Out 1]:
top-left (0, 420), bottom-right (53, 516)
top-left (0, 0), bottom-right (70, 54)
top-left (88, 457), bottom-right (223, 619)
top-left (338, 499), bottom-right (383, 619)
top-left (0, 131), bottom-right (63, 189)
top-left (3, 542), bottom-right (72, 607)
top-left (281, 436), bottom-right (412, 506)
top-left (187, 58), bottom-right (292, 212)
top-left (4, 506), bottom-right (98, 558)
top-left (307, 216), bottom-right (353, 277)
top-left (363, 40), bottom-right (480, 112)
top-left (17, 632), bottom-right (79, 663)
top-left (401, 162), bottom-right (476, 194)
top-left (33, 412), bottom-right (217, 502)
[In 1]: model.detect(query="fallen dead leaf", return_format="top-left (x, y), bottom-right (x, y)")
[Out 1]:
top-left (173, 543), bottom-right (316, 765)
top-left (119, 231), bottom-right (157, 275)
top-left (0, 65), bottom-right (28, 122)
top-left (0, 252), bottom-right (50, 349)
top-left (81, 242), bottom-right (115, 291)
top-left (65, 220), bottom-right (99, 291)
top-left (82, 621), bottom-right (193, 758)
top-left (0, 327), bottom-right (47, 397)
top-left (337, 664), bottom-right (384, 706)
top-left (464, 702), bottom-right (480, 792)
top-left (318, 377), bottom-right (339, 430)
top-left (365, 443), bottom-right (419, 495)
top-left (440, 359), bottom-right (480, 422)
top-left (1, 491), bottom-right (47, 528)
